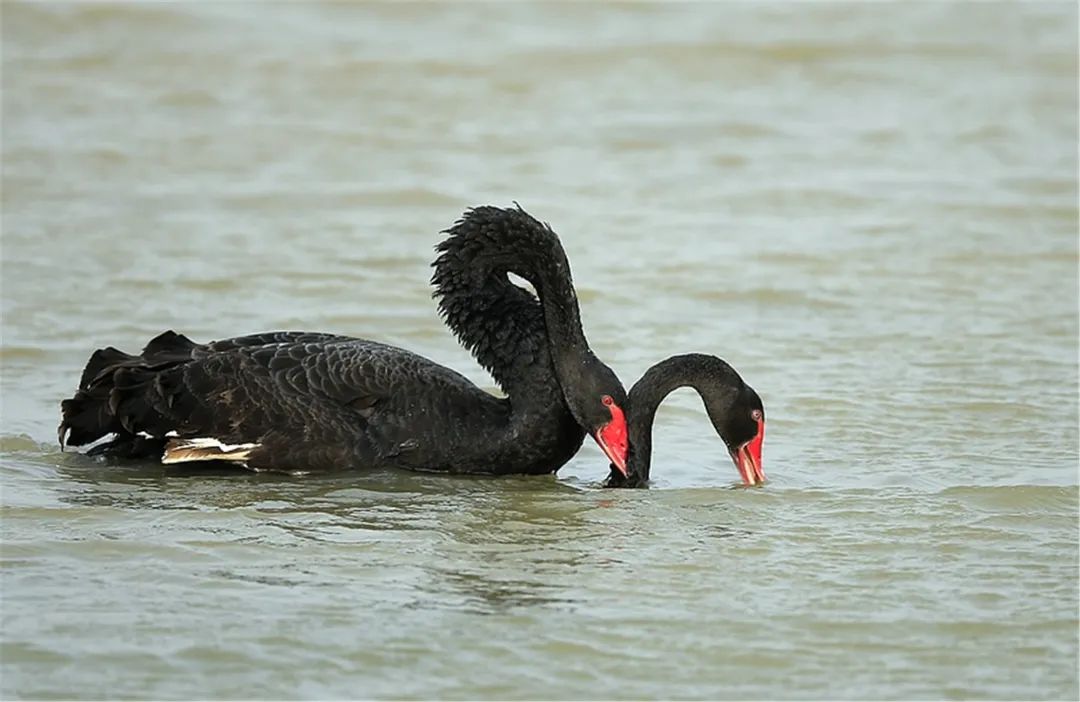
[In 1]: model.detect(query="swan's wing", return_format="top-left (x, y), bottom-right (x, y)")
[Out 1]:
top-left (61, 333), bottom-right (492, 472)
top-left (202, 331), bottom-right (354, 353)
top-left (74, 330), bottom-right (352, 392)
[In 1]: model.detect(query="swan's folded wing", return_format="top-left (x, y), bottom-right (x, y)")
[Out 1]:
top-left (260, 340), bottom-right (494, 463)
top-left (160, 338), bottom-right (488, 468)
top-left (201, 331), bottom-right (353, 354)
top-left (61, 333), bottom-right (494, 471)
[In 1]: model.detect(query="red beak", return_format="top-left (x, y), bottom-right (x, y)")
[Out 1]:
top-left (594, 403), bottom-right (629, 477)
top-left (731, 418), bottom-right (765, 486)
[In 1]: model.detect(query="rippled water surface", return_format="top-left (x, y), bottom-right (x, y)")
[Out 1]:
top-left (2, 2), bottom-right (1078, 700)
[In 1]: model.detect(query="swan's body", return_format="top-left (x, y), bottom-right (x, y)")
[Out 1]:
top-left (59, 206), bottom-right (629, 476)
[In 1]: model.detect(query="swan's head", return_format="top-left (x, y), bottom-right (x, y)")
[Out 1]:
top-left (602, 353), bottom-right (765, 488)
top-left (711, 384), bottom-right (765, 486)
top-left (567, 356), bottom-right (629, 477)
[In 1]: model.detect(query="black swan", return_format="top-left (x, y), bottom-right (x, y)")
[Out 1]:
top-left (604, 354), bottom-right (764, 488)
top-left (58, 206), bottom-right (630, 477)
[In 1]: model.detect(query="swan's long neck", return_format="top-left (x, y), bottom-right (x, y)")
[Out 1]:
top-left (431, 207), bottom-right (595, 405)
top-left (625, 355), bottom-right (743, 482)
top-left (513, 236), bottom-right (597, 393)
top-left (624, 382), bottom-right (664, 483)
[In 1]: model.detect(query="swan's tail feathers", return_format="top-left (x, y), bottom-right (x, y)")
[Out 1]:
top-left (84, 434), bottom-right (167, 460)
top-left (58, 330), bottom-right (200, 453)
top-left (162, 438), bottom-right (259, 465)
top-left (59, 388), bottom-right (120, 449)
top-left (77, 346), bottom-right (136, 390)
top-left (140, 330), bottom-right (198, 364)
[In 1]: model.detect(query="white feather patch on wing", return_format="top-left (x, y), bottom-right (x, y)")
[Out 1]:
top-left (162, 437), bottom-right (260, 464)
top-left (81, 432), bottom-right (119, 451)
top-left (138, 430), bottom-right (178, 439)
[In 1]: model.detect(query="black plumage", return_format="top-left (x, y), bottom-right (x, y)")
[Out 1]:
top-left (59, 206), bottom-right (629, 476)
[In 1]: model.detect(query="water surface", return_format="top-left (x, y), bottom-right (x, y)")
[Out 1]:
top-left (2, 2), bottom-right (1077, 699)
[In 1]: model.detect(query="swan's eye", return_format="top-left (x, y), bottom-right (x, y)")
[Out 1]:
top-left (601, 395), bottom-right (614, 407)
top-left (751, 409), bottom-right (762, 421)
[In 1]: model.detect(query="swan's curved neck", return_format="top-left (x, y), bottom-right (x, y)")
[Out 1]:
top-left (431, 207), bottom-right (596, 404)
top-left (625, 355), bottom-right (742, 483)
top-left (625, 381), bottom-right (667, 483)
top-left (511, 244), bottom-right (594, 388)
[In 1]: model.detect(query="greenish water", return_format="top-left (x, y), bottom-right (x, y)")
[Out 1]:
top-left (2, 2), bottom-right (1077, 699)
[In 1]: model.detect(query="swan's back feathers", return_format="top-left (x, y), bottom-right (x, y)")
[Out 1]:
top-left (58, 330), bottom-right (508, 472)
